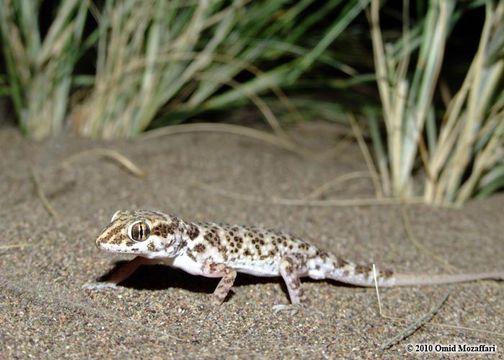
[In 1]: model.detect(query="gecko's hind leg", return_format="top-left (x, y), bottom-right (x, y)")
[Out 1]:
top-left (279, 255), bottom-right (307, 305)
top-left (272, 256), bottom-right (307, 314)
top-left (202, 262), bottom-right (237, 304)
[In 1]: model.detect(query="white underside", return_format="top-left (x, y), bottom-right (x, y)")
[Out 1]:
top-left (171, 254), bottom-right (207, 276)
top-left (226, 259), bottom-right (280, 277)
top-left (170, 254), bottom-right (281, 277)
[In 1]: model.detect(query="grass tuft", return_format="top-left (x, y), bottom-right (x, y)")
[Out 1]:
top-left (71, 0), bottom-right (367, 138)
top-left (367, 0), bottom-right (503, 206)
top-left (0, 0), bottom-right (88, 139)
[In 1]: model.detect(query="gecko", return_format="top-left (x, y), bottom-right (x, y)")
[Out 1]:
top-left (92, 209), bottom-right (504, 305)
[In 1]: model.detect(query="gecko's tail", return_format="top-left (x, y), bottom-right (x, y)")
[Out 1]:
top-left (389, 271), bottom-right (504, 287)
top-left (323, 257), bottom-right (503, 288)
top-left (310, 252), bottom-right (503, 288)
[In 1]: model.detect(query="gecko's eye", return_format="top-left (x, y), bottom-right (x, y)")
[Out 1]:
top-left (128, 221), bottom-right (150, 242)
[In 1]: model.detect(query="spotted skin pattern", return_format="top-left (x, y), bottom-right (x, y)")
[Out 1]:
top-left (93, 210), bottom-right (504, 305)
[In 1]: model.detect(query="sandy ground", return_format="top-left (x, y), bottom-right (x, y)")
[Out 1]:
top-left (0, 122), bottom-right (502, 359)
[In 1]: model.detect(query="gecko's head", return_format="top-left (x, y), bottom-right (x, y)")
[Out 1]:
top-left (95, 210), bottom-right (185, 259)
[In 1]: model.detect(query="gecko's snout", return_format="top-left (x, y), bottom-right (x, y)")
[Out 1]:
top-left (95, 218), bottom-right (126, 250)
top-left (95, 210), bottom-right (131, 248)
top-left (95, 231), bottom-right (108, 249)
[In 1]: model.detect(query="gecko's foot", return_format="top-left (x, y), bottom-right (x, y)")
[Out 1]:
top-left (211, 293), bottom-right (232, 306)
top-left (272, 303), bottom-right (303, 315)
top-left (82, 282), bottom-right (118, 290)
top-left (211, 298), bottom-right (224, 306)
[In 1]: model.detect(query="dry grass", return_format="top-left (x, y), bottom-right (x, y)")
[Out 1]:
top-left (70, 0), bottom-right (368, 138)
top-left (0, 0), bottom-right (88, 139)
top-left (367, 0), bottom-right (503, 206)
top-left (1, 0), bottom-right (501, 205)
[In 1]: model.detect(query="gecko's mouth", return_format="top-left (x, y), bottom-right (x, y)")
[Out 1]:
top-left (97, 242), bottom-right (135, 254)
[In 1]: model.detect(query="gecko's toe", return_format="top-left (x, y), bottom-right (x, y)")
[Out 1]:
top-left (82, 282), bottom-right (118, 290)
top-left (272, 303), bottom-right (303, 315)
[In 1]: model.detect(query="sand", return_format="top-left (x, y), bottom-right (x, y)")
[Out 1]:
top-left (0, 122), bottom-right (502, 359)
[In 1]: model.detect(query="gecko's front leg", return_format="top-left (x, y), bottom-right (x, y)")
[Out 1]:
top-left (202, 262), bottom-right (237, 304)
top-left (83, 256), bottom-right (155, 290)
top-left (106, 256), bottom-right (156, 285)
